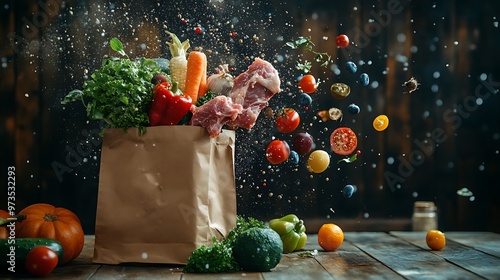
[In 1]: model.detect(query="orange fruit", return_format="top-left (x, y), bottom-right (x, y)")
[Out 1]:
top-left (426, 229), bottom-right (446, 250)
top-left (317, 223), bottom-right (344, 251)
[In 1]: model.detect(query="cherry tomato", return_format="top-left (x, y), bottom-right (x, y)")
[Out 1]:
top-left (266, 140), bottom-right (290, 164)
top-left (292, 132), bottom-right (314, 155)
top-left (336, 34), bottom-right (350, 48)
top-left (307, 150), bottom-right (330, 173)
top-left (298, 74), bottom-right (318, 94)
top-left (373, 115), bottom-right (389, 131)
top-left (330, 127), bottom-right (358, 156)
top-left (276, 108), bottom-right (300, 133)
top-left (25, 246), bottom-right (59, 277)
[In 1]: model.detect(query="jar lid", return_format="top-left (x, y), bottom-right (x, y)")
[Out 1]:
top-left (414, 201), bottom-right (436, 210)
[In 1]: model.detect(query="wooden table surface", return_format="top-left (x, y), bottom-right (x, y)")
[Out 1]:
top-left (2, 232), bottom-right (500, 279)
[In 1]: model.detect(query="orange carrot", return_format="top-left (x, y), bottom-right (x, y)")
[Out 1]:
top-left (197, 59), bottom-right (208, 97)
top-left (184, 51), bottom-right (207, 104)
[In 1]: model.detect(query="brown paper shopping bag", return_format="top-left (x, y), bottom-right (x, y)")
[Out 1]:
top-left (93, 126), bottom-right (237, 264)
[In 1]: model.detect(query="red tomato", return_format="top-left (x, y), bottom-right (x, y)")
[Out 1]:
top-left (276, 108), bottom-right (300, 133)
top-left (330, 127), bottom-right (358, 156)
top-left (266, 140), bottom-right (290, 164)
top-left (336, 34), bottom-right (350, 48)
top-left (25, 246), bottom-right (59, 277)
top-left (298, 74), bottom-right (317, 94)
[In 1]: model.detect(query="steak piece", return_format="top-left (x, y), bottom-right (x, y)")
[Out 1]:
top-left (190, 96), bottom-right (243, 137)
top-left (227, 58), bottom-right (281, 129)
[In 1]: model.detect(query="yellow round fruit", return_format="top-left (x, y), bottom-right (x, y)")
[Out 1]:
top-left (307, 150), bottom-right (330, 173)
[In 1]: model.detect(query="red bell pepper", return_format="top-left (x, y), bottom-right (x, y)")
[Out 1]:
top-left (148, 82), bottom-right (192, 126)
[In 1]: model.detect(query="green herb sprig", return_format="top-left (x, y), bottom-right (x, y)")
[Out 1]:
top-left (285, 36), bottom-right (332, 73)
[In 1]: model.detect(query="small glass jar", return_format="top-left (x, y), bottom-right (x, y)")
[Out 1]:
top-left (412, 201), bottom-right (438, 231)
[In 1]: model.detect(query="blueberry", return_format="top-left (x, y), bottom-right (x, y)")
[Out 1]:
top-left (299, 93), bottom-right (313, 106)
top-left (342, 184), bottom-right (356, 198)
top-left (346, 61), bottom-right (357, 73)
top-left (359, 73), bottom-right (369, 86)
top-left (288, 150), bottom-right (300, 165)
top-left (347, 103), bottom-right (360, 114)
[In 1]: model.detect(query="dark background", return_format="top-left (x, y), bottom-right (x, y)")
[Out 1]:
top-left (1, 0), bottom-right (499, 234)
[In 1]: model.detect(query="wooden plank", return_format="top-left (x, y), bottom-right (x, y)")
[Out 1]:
top-left (391, 231), bottom-right (500, 279)
top-left (446, 232), bottom-right (500, 258)
top-left (90, 265), bottom-right (183, 279)
top-left (183, 271), bottom-right (262, 280)
top-left (264, 254), bottom-right (333, 280)
top-left (347, 232), bottom-right (481, 279)
top-left (0, 265), bottom-right (101, 280)
top-left (314, 241), bottom-right (404, 280)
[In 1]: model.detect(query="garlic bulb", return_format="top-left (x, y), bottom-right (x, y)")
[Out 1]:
top-left (207, 64), bottom-right (234, 96)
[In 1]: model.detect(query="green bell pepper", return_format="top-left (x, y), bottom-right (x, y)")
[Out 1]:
top-left (269, 214), bottom-right (307, 253)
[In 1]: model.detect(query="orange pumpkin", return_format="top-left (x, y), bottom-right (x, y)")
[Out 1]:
top-left (16, 203), bottom-right (84, 264)
top-left (0, 209), bottom-right (10, 239)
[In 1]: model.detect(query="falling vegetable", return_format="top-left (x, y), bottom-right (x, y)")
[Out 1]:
top-left (184, 51), bottom-right (207, 104)
top-left (166, 31), bottom-right (190, 92)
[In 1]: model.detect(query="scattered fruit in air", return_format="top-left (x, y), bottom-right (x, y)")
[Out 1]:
top-left (307, 150), bottom-right (330, 173)
top-left (359, 73), bottom-right (369, 86)
top-left (266, 140), bottom-right (291, 164)
top-left (402, 76), bottom-right (420, 94)
top-left (317, 108), bottom-right (343, 122)
top-left (426, 230), bottom-right (446, 251)
top-left (276, 108), bottom-right (300, 133)
top-left (342, 185), bottom-right (356, 198)
top-left (288, 150), bottom-right (299, 165)
top-left (330, 127), bottom-right (358, 156)
top-left (335, 34), bottom-right (350, 48)
top-left (298, 74), bottom-right (318, 94)
top-left (194, 26), bottom-right (203, 34)
top-left (299, 93), bottom-right (313, 106)
top-left (292, 132), bottom-right (314, 155)
top-left (317, 223), bottom-right (344, 251)
top-left (373, 115), bottom-right (389, 131)
top-left (330, 83), bottom-right (351, 99)
top-left (346, 61), bottom-right (357, 73)
top-left (347, 103), bottom-right (360, 114)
